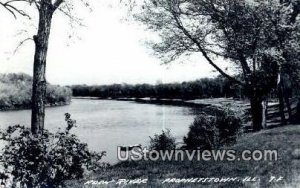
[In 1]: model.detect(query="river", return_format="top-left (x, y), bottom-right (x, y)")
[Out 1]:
top-left (0, 99), bottom-right (196, 163)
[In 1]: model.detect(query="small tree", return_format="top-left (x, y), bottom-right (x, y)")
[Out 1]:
top-left (184, 110), bottom-right (241, 150)
top-left (149, 129), bottom-right (176, 151)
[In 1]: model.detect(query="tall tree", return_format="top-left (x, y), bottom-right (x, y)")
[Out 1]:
top-left (133, 0), bottom-right (300, 131)
top-left (1, 0), bottom-right (89, 134)
top-left (31, 0), bottom-right (64, 135)
top-left (273, 0), bottom-right (300, 124)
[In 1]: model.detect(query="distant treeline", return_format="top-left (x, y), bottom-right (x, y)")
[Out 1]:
top-left (72, 77), bottom-right (243, 100)
top-left (0, 73), bottom-right (72, 110)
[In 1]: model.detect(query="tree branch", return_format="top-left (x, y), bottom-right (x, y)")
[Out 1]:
top-left (170, 8), bottom-right (244, 86)
top-left (0, 2), bottom-right (17, 18)
top-left (0, 0), bottom-right (31, 19)
top-left (13, 37), bottom-right (33, 55)
top-left (52, 0), bottom-right (63, 10)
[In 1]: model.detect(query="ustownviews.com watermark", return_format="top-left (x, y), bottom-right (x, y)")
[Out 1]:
top-left (117, 147), bottom-right (278, 162)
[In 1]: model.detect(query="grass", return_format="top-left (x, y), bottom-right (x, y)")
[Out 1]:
top-left (65, 125), bottom-right (300, 188)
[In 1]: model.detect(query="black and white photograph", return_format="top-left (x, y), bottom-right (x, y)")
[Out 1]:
top-left (0, 0), bottom-right (299, 187)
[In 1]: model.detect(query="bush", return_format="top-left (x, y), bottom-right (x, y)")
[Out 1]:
top-left (0, 113), bottom-right (107, 188)
top-left (183, 109), bottom-right (241, 150)
top-left (149, 129), bottom-right (176, 151)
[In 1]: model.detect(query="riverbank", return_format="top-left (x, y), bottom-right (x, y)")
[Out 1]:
top-left (73, 97), bottom-right (249, 110)
top-left (0, 73), bottom-right (72, 111)
top-left (0, 101), bottom-right (71, 111)
top-left (65, 124), bottom-right (300, 188)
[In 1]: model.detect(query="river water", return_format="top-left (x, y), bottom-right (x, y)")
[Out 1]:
top-left (0, 99), bottom-right (196, 163)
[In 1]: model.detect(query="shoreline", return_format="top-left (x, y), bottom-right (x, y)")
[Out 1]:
top-left (0, 102), bottom-right (71, 112)
top-left (1, 97), bottom-right (249, 115)
top-left (72, 96), bottom-right (249, 110)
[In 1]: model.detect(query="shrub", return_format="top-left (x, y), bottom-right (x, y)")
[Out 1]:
top-left (183, 108), bottom-right (241, 150)
top-left (149, 129), bottom-right (176, 151)
top-left (0, 113), bottom-right (107, 188)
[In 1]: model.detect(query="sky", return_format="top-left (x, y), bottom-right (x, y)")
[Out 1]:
top-left (0, 0), bottom-right (229, 86)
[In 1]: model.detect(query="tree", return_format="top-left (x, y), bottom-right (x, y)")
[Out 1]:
top-left (149, 129), bottom-right (176, 151)
top-left (271, 0), bottom-right (300, 125)
top-left (133, 0), bottom-right (300, 131)
top-left (1, 0), bottom-right (89, 135)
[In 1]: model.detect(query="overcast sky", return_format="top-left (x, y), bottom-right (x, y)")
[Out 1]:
top-left (0, 0), bottom-right (229, 86)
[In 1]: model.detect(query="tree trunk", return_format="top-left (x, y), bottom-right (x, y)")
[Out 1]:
top-left (278, 83), bottom-right (286, 125)
top-left (284, 95), bottom-right (292, 121)
top-left (250, 97), bottom-right (263, 131)
top-left (31, 5), bottom-right (54, 135)
top-left (262, 99), bottom-right (268, 128)
top-left (296, 98), bottom-right (300, 123)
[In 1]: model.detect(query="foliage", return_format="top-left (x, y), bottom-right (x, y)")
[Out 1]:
top-left (183, 109), bottom-right (241, 150)
top-left (72, 76), bottom-right (243, 99)
top-left (149, 129), bottom-right (176, 151)
top-left (46, 85), bottom-right (72, 106)
top-left (0, 113), bottom-right (107, 188)
top-left (132, 0), bottom-right (300, 85)
top-left (132, 0), bottom-right (300, 131)
top-left (0, 73), bottom-right (72, 110)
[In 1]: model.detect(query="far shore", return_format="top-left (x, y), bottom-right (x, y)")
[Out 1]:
top-left (0, 102), bottom-right (71, 112)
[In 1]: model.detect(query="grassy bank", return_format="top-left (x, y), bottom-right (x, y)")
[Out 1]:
top-left (66, 125), bottom-right (300, 188)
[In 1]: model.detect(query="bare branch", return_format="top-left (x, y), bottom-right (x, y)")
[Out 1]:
top-left (0, 2), bottom-right (17, 18)
top-left (13, 37), bottom-right (33, 55)
top-left (56, 6), bottom-right (85, 27)
top-left (0, 0), bottom-right (31, 19)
